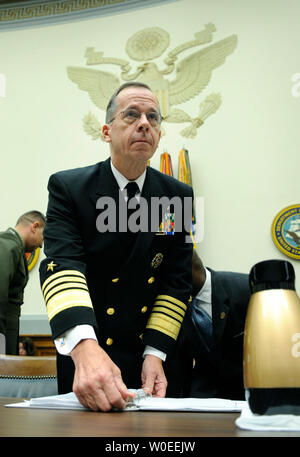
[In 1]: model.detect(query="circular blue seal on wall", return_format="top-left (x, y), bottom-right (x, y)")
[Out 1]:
top-left (271, 204), bottom-right (300, 260)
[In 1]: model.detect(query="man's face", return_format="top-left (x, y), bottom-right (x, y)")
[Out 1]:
top-left (103, 87), bottom-right (161, 170)
top-left (24, 223), bottom-right (44, 253)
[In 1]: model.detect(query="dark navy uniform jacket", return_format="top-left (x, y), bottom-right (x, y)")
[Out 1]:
top-left (40, 158), bottom-right (193, 394)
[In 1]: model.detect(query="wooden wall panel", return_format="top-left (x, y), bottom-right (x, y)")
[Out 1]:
top-left (20, 335), bottom-right (56, 356)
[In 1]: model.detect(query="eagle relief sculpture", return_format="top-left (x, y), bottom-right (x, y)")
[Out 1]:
top-left (67, 24), bottom-right (237, 140)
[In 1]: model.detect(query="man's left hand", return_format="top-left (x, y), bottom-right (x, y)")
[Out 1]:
top-left (141, 354), bottom-right (167, 397)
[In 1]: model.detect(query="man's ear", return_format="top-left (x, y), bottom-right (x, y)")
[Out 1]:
top-left (31, 221), bottom-right (39, 233)
top-left (102, 124), bottom-right (112, 143)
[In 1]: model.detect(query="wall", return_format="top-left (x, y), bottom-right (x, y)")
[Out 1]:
top-left (0, 0), bottom-right (299, 327)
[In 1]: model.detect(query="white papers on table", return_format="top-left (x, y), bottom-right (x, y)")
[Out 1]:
top-left (6, 392), bottom-right (87, 410)
top-left (127, 396), bottom-right (245, 412)
top-left (5, 391), bottom-right (246, 412)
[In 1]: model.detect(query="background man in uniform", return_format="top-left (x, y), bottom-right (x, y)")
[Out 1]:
top-left (40, 82), bottom-right (193, 411)
top-left (0, 211), bottom-right (45, 354)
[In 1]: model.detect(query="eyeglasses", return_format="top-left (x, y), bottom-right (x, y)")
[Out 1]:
top-left (109, 107), bottom-right (162, 128)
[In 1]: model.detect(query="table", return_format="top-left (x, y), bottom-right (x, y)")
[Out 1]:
top-left (0, 397), bottom-right (299, 439)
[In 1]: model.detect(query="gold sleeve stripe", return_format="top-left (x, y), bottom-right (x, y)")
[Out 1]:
top-left (41, 270), bottom-right (93, 321)
top-left (154, 300), bottom-right (186, 319)
top-left (146, 314), bottom-right (181, 340)
top-left (47, 290), bottom-right (93, 321)
top-left (156, 294), bottom-right (187, 312)
top-left (44, 283), bottom-right (89, 306)
top-left (151, 307), bottom-right (184, 324)
top-left (146, 295), bottom-right (187, 340)
top-left (42, 270), bottom-right (86, 293)
top-left (43, 276), bottom-right (87, 299)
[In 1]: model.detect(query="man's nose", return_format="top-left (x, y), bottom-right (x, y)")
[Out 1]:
top-left (137, 113), bottom-right (150, 131)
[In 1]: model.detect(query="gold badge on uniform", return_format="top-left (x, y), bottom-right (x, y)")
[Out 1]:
top-left (151, 253), bottom-right (163, 268)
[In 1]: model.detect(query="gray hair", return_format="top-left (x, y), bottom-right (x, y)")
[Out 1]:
top-left (105, 81), bottom-right (161, 123)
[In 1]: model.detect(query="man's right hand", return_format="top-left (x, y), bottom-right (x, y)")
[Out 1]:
top-left (70, 339), bottom-right (134, 411)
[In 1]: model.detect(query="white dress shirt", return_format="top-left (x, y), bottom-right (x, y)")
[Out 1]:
top-left (54, 161), bottom-right (166, 361)
top-left (194, 268), bottom-right (212, 317)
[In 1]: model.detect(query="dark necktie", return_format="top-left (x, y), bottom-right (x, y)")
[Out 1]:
top-left (124, 181), bottom-right (139, 248)
top-left (192, 298), bottom-right (214, 352)
top-left (125, 181), bottom-right (139, 202)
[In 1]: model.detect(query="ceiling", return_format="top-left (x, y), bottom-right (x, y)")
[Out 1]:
top-left (0, 0), bottom-right (31, 4)
top-left (0, 0), bottom-right (30, 3)
top-left (0, 0), bottom-right (172, 31)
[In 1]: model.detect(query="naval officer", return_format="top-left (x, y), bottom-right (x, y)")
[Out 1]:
top-left (39, 82), bottom-right (193, 411)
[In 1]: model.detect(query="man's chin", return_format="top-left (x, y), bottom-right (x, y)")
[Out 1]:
top-left (130, 145), bottom-right (155, 160)
top-left (131, 140), bottom-right (153, 151)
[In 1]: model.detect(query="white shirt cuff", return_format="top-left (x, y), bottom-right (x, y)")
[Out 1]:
top-left (54, 325), bottom-right (97, 355)
top-left (143, 345), bottom-right (166, 362)
top-left (55, 325), bottom-right (166, 362)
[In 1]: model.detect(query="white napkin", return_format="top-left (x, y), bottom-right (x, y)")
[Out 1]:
top-left (236, 402), bottom-right (300, 431)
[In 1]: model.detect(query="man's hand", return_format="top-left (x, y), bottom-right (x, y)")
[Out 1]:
top-left (70, 339), bottom-right (134, 411)
top-left (141, 354), bottom-right (167, 397)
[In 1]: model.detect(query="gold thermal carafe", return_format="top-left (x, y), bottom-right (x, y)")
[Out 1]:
top-left (244, 259), bottom-right (300, 415)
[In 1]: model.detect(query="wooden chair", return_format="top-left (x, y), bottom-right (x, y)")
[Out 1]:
top-left (0, 354), bottom-right (58, 398)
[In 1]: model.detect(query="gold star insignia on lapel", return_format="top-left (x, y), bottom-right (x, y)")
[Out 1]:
top-left (47, 261), bottom-right (57, 272)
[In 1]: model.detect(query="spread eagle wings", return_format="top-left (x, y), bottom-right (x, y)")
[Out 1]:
top-left (66, 67), bottom-right (120, 110)
top-left (168, 35), bottom-right (237, 106)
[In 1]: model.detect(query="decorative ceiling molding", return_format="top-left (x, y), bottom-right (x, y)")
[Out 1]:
top-left (0, 0), bottom-right (178, 31)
